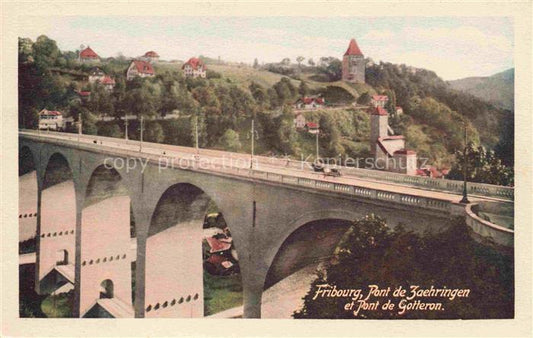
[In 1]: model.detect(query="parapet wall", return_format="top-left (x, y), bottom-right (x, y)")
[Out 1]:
top-left (465, 203), bottom-right (514, 249)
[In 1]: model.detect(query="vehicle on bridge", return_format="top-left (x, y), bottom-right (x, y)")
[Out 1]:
top-left (312, 162), bottom-right (342, 177)
top-left (324, 167), bottom-right (342, 177)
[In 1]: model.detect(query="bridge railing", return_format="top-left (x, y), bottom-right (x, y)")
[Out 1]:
top-left (248, 168), bottom-right (452, 213)
top-left (248, 155), bottom-right (514, 201)
top-left (19, 129), bottom-right (513, 202)
top-left (465, 203), bottom-right (513, 248)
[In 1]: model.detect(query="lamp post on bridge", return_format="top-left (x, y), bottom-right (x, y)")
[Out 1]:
top-left (78, 114), bottom-right (82, 144)
top-left (195, 115), bottom-right (199, 155)
top-left (124, 112), bottom-right (128, 141)
top-left (315, 126), bottom-right (320, 162)
top-left (460, 119), bottom-right (470, 204)
top-left (248, 118), bottom-right (259, 169)
top-left (139, 115), bottom-right (144, 152)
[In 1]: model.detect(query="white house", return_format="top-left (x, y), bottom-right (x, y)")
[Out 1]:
top-left (88, 67), bottom-right (105, 84)
top-left (182, 57), bottom-right (206, 78)
top-left (294, 113), bottom-right (306, 129)
top-left (38, 109), bottom-right (64, 131)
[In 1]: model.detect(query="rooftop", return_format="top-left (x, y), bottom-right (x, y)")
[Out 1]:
top-left (144, 51), bottom-right (159, 57)
top-left (372, 106), bottom-right (389, 116)
top-left (344, 38), bottom-right (363, 56)
top-left (80, 46), bottom-right (99, 59)
top-left (182, 57), bottom-right (205, 70)
top-left (131, 60), bottom-right (154, 75)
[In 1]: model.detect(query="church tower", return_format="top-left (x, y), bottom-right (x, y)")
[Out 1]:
top-left (342, 38), bottom-right (365, 83)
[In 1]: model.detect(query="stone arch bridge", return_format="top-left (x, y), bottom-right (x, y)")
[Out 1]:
top-left (18, 130), bottom-right (514, 318)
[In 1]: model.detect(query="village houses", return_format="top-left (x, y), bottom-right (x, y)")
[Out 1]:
top-left (305, 122), bottom-right (319, 134)
top-left (79, 46), bottom-right (100, 63)
top-left (295, 96), bottom-right (325, 110)
top-left (182, 57), bottom-right (206, 78)
top-left (126, 60), bottom-right (155, 81)
top-left (88, 67), bottom-right (115, 91)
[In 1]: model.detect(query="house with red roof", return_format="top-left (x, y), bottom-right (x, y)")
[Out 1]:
top-left (126, 60), bottom-right (155, 81)
top-left (371, 95), bottom-right (389, 108)
top-left (142, 51), bottom-right (160, 63)
top-left (78, 91), bottom-right (91, 100)
top-left (182, 57), bottom-right (206, 78)
top-left (416, 166), bottom-right (450, 179)
top-left (305, 122), bottom-right (319, 134)
top-left (101, 76), bottom-right (116, 91)
top-left (88, 67), bottom-right (116, 91)
top-left (342, 38), bottom-right (365, 83)
top-left (295, 96), bottom-right (325, 110)
top-left (79, 46), bottom-right (100, 63)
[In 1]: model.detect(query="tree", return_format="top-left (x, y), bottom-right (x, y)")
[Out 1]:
top-left (81, 110), bottom-right (98, 135)
top-left (298, 81), bottom-right (310, 97)
top-left (144, 121), bottom-right (165, 143)
top-left (18, 37), bottom-right (33, 63)
top-left (87, 83), bottom-right (114, 117)
top-left (253, 58), bottom-right (259, 69)
top-left (273, 77), bottom-right (297, 106)
top-left (448, 143), bottom-right (514, 186)
top-left (294, 215), bottom-right (514, 319)
top-left (32, 35), bottom-right (60, 69)
top-left (281, 58), bottom-right (291, 66)
top-left (384, 90), bottom-right (397, 116)
top-left (318, 57), bottom-right (343, 81)
top-left (218, 129), bottom-right (242, 151)
top-left (308, 58), bottom-right (315, 67)
top-left (124, 80), bottom-right (161, 118)
top-left (98, 123), bottom-right (122, 138)
top-left (296, 56), bottom-right (305, 68)
top-left (277, 106), bottom-right (299, 154)
top-left (494, 110), bottom-right (514, 167)
top-left (356, 92), bottom-right (371, 105)
top-left (319, 113), bottom-right (344, 157)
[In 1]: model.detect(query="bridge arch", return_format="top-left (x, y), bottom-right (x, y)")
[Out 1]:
top-left (260, 209), bottom-right (358, 318)
top-left (79, 164), bottom-right (135, 317)
top-left (19, 146), bottom-right (39, 246)
top-left (142, 182), bottom-right (243, 318)
top-left (37, 152), bottom-right (77, 298)
top-left (19, 146), bottom-right (37, 177)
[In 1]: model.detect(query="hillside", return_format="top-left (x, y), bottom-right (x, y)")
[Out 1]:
top-left (18, 35), bottom-right (513, 178)
top-left (448, 69), bottom-right (514, 110)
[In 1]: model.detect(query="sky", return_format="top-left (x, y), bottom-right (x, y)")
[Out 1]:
top-left (19, 16), bottom-right (513, 80)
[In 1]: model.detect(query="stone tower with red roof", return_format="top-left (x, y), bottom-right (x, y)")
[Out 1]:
top-left (342, 38), bottom-right (365, 83)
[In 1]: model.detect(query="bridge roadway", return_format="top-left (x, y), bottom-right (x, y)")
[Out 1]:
top-left (19, 129), bottom-right (504, 205)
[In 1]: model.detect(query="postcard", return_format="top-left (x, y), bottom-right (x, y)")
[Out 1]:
top-left (2, 1), bottom-right (531, 337)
